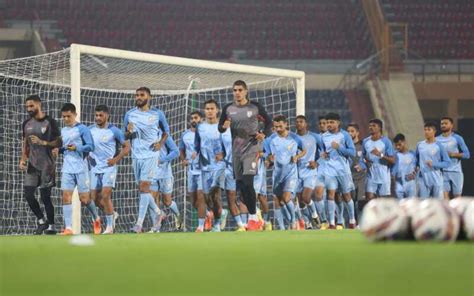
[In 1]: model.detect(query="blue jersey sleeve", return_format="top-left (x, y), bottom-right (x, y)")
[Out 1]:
top-left (160, 137), bottom-right (179, 163)
top-left (110, 125), bottom-right (126, 145)
top-left (263, 136), bottom-right (272, 158)
top-left (310, 132), bottom-right (322, 160)
top-left (391, 153), bottom-right (399, 176)
top-left (338, 131), bottom-right (356, 157)
top-left (454, 134), bottom-right (471, 159)
top-left (123, 110), bottom-right (137, 140)
top-left (77, 124), bottom-right (94, 153)
top-left (156, 108), bottom-right (171, 135)
top-left (433, 142), bottom-right (451, 169)
top-left (123, 111), bottom-right (129, 134)
top-left (178, 133), bottom-right (185, 151)
top-left (382, 136), bottom-right (395, 156)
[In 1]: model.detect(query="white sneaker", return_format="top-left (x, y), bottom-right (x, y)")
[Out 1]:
top-left (102, 227), bottom-right (113, 234)
top-left (148, 227), bottom-right (160, 233)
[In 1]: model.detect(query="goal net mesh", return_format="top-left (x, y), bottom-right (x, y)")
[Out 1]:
top-left (0, 47), bottom-right (298, 234)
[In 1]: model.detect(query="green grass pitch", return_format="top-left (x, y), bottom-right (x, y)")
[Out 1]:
top-left (1, 230), bottom-right (472, 296)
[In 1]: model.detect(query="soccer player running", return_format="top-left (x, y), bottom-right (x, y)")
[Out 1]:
top-left (149, 134), bottom-right (180, 232)
top-left (347, 123), bottom-right (366, 221)
top-left (179, 111), bottom-right (206, 232)
top-left (267, 115), bottom-right (306, 230)
top-left (295, 115), bottom-right (322, 229)
top-left (436, 117), bottom-right (470, 199)
top-left (89, 105), bottom-right (130, 234)
top-left (320, 113), bottom-right (356, 229)
top-left (20, 95), bottom-right (61, 234)
top-left (218, 80), bottom-right (272, 231)
top-left (416, 122), bottom-right (450, 199)
top-left (392, 133), bottom-right (417, 199)
top-left (314, 116), bottom-right (329, 229)
top-left (59, 103), bottom-right (99, 235)
top-left (124, 87), bottom-right (170, 233)
top-left (362, 119), bottom-right (395, 199)
top-left (195, 99), bottom-right (226, 232)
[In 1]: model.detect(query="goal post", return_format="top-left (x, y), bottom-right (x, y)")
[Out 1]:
top-left (0, 44), bottom-right (305, 235)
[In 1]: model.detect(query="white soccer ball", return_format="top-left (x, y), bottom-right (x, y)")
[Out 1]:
top-left (360, 199), bottom-right (409, 241)
top-left (449, 197), bottom-right (473, 240)
top-left (462, 201), bottom-right (474, 240)
top-left (411, 200), bottom-right (460, 242)
top-left (449, 197), bottom-right (472, 216)
top-left (399, 198), bottom-right (422, 218)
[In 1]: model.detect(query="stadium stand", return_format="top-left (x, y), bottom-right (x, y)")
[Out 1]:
top-left (2, 0), bottom-right (373, 59)
top-left (380, 0), bottom-right (474, 59)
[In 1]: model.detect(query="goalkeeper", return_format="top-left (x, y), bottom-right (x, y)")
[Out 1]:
top-left (20, 95), bottom-right (61, 235)
top-left (218, 80), bottom-right (271, 231)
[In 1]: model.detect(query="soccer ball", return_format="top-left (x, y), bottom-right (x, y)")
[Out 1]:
top-left (411, 200), bottom-right (460, 242)
top-left (399, 198), bottom-right (422, 218)
top-left (449, 197), bottom-right (472, 216)
top-left (360, 199), bottom-right (409, 241)
top-left (449, 197), bottom-right (473, 240)
top-left (462, 201), bottom-right (474, 240)
top-left (399, 198), bottom-right (422, 239)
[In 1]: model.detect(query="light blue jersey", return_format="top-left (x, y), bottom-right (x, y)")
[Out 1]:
top-left (416, 140), bottom-right (450, 198)
top-left (436, 132), bottom-right (470, 173)
top-left (254, 136), bottom-right (271, 195)
top-left (392, 150), bottom-right (417, 199)
top-left (61, 123), bottom-right (94, 174)
top-left (156, 136), bottom-right (179, 178)
top-left (362, 136), bottom-right (395, 184)
top-left (297, 132), bottom-right (322, 179)
top-left (179, 129), bottom-right (200, 176)
top-left (268, 132), bottom-right (304, 196)
top-left (221, 128), bottom-right (233, 168)
top-left (123, 107), bottom-right (170, 160)
top-left (194, 122), bottom-right (225, 172)
top-left (89, 124), bottom-right (126, 173)
top-left (221, 128), bottom-right (236, 191)
top-left (436, 132), bottom-right (470, 195)
top-left (320, 130), bottom-right (355, 177)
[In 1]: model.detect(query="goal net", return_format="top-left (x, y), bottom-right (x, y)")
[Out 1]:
top-left (0, 44), bottom-right (304, 234)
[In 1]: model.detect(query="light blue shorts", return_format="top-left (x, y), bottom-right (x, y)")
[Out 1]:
top-left (61, 172), bottom-right (90, 193)
top-left (443, 171), bottom-right (464, 195)
top-left (326, 174), bottom-right (354, 194)
top-left (418, 177), bottom-right (443, 199)
top-left (296, 175), bottom-right (317, 193)
top-left (273, 175), bottom-right (298, 197)
top-left (315, 173), bottom-right (326, 188)
top-left (224, 167), bottom-right (236, 191)
top-left (151, 177), bottom-right (174, 194)
top-left (187, 173), bottom-right (202, 193)
top-left (395, 179), bottom-right (416, 199)
top-left (201, 168), bottom-right (225, 194)
top-left (253, 168), bottom-right (267, 195)
top-left (90, 167), bottom-right (117, 190)
top-left (366, 178), bottom-right (391, 196)
top-left (132, 157), bottom-right (158, 184)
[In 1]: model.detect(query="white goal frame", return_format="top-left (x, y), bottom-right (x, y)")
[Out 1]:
top-left (69, 44), bottom-right (305, 234)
